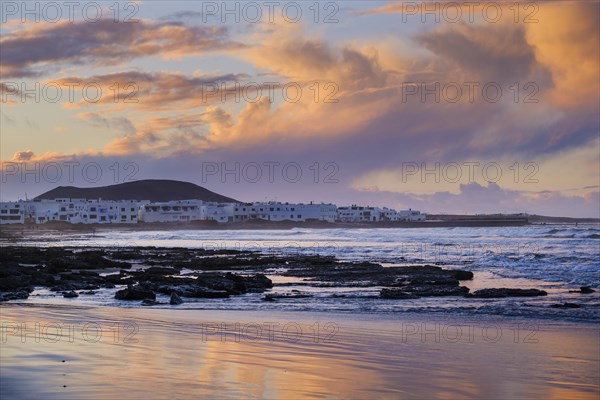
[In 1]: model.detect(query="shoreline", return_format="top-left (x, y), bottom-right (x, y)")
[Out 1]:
top-left (2, 219), bottom-right (531, 232)
top-left (0, 220), bottom-right (549, 238)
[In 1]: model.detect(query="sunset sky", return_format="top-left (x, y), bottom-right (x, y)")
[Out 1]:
top-left (1, 1), bottom-right (598, 217)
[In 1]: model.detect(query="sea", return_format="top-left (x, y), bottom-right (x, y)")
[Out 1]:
top-left (10, 224), bottom-right (600, 322)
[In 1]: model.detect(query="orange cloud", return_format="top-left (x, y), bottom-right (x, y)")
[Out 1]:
top-left (524, 3), bottom-right (600, 110)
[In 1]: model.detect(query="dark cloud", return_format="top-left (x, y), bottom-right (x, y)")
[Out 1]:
top-left (81, 113), bottom-right (136, 136)
top-left (52, 71), bottom-right (252, 110)
top-left (160, 11), bottom-right (205, 21)
top-left (416, 23), bottom-right (551, 85)
top-left (0, 19), bottom-right (243, 78)
top-left (11, 150), bottom-right (34, 161)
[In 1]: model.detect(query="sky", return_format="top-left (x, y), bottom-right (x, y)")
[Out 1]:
top-left (1, 0), bottom-right (599, 217)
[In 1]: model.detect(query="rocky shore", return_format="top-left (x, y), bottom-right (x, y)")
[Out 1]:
top-left (1, 246), bottom-right (585, 307)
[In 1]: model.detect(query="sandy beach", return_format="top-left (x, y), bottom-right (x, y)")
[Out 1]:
top-left (1, 303), bottom-right (598, 399)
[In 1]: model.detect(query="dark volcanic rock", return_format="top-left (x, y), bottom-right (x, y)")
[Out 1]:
top-left (227, 273), bottom-right (273, 293)
top-left (58, 271), bottom-right (102, 282)
top-left (115, 284), bottom-right (156, 300)
top-left (283, 260), bottom-right (473, 289)
top-left (0, 275), bottom-right (31, 291)
top-left (454, 270), bottom-right (475, 280)
top-left (141, 298), bottom-right (161, 306)
top-left (404, 285), bottom-right (470, 297)
top-left (569, 286), bottom-right (595, 294)
top-left (0, 246), bottom-right (488, 306)
top-left (263, 291), bottom-right (313, 301)
top-left (156, 283), bottom-right (196, 296)
top-left (75, 251), bottom-right (132, 270)
top-left (157, 283), bottom-right (230, 298)
top-left (62, 291), bottom-right (79, 298)
top-left (169, 292), bottom-right (184, 305)
top-left (388, 266), bottom-right (473, 286)
top-left (0, 290), bottom-right (30, 302)
top-left (45, 251), bottom-right (131, 272)
top-left (144, 266), bottom-right (179, 275)
top-left (152, 273), bottom-right (273, 298)
top-left (0, 263), bottom-right (26, 279)
top-left (380, 289), bottom-right (420, 299)
top-left (0, 263), bottom-right (54, 288)
top-left (468, 288), bottom-right (547, 298)
top-left (104, 272), bottom-right (136, 285)
top-left (51, 282), bottom-right (100, 292)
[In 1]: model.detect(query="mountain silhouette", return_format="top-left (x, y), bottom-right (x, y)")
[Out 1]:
top-left (34, 179), bottom-right (238, 203)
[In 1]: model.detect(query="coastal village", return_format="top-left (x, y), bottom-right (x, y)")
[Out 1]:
top-left (0, 198), bottom-right (426, 225)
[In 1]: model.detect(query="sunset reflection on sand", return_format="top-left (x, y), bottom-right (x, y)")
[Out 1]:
top-left (1, 305), bottom-right (598, 399)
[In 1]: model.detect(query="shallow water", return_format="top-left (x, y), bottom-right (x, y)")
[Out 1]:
top-left (17, 224), bottom-right (600, 285)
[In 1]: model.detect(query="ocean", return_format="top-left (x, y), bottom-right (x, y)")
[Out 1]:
top-left (13, 224), bottom-right (600, 322)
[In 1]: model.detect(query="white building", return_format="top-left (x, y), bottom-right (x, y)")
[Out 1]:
top-left (380, 207), bottom-right (400, 221)
top-left (337, 206), bottom-right (426, 222)
top-left (25, 200), bottom-right (62, 224)
top-left (0, 202), bottom-right (25, 224)
top-left (11, 199), bottom-right (148, 224)
top-left (139, 200), bottom-right (204, 223)
top-left (114, 201), bottom-right (144, 224)
top-left (298, 203), bottom-right (338, 222)
top-left (205, 202), bottom-right (235, 223)
top-left (233, 202), bottom-right (337, 223)
top-left (398, 209), bottom-right (427, 221)
top-left (0, 198), bottom-right (425, 225)
top-left (337, 205), bottom-right (382, 222)
top-left (72, 200), bottom-right (144, 224)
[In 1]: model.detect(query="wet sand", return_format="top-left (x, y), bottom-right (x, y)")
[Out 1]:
top-left (1, 304), bottom-right (598, 399)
